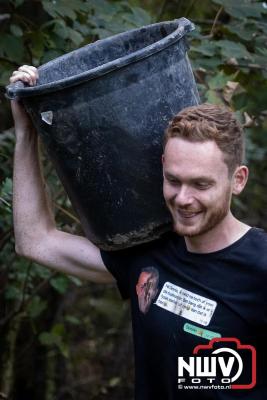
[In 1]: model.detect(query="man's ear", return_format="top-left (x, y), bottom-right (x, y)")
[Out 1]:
top-left (232, 165), bottom-right (249, 195)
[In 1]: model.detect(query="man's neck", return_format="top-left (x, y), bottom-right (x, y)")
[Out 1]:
top-left (184, 213), bottom-right (251, 254)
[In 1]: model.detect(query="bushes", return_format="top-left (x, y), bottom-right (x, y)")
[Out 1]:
top-left (0, 1), bottom-right (266, 398)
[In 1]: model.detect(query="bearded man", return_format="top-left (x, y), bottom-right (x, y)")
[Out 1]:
top-left (9, 65), bottom-right (267, 399)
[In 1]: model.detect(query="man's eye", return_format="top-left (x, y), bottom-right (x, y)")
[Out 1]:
top-left (195, 182), bottom-right (210, 189)
top-left (141, 284), bottom-right (146, 289)
top-left (167, 177), bottom-right (180, 185)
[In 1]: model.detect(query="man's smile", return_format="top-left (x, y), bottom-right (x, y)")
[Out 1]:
top-left (176, 209), bottom-right (203, 219)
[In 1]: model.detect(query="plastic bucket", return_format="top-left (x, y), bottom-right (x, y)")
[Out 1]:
top-left (7, 17), bottom-right (199, 250)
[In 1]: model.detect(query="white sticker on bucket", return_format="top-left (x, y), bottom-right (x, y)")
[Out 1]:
top-left (155, 282), bottom-right (217, 326)
top-left (41, 111), bottom-right (53, 125)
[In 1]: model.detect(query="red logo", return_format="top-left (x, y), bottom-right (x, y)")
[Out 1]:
top-left (178, 338), bottom-right (256, 390)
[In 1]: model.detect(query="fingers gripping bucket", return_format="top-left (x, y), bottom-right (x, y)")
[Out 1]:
top-left (7, 18), bottom-right (199, 250)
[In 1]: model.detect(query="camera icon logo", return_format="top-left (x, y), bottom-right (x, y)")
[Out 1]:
top-left (178, 337), bottom-right (256, 390)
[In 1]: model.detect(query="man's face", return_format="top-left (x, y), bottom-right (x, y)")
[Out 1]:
top-left (162, 138), bottom-right (234, 238)
top-left (136, 271), bottom-right (158, 314)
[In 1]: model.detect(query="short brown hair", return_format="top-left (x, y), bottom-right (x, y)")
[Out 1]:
top-left (163, 103), bottom-right (245, 176)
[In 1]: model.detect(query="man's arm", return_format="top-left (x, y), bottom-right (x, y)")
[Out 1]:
top-left (10, 66), bottom-right (113, 283)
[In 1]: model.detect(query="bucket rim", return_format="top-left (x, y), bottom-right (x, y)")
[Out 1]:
top-left (6, 17), bottom-right (194, 99)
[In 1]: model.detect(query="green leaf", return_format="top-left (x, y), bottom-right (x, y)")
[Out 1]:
top-left (39, 331), bottom-right (59, 346)
top-left (51, 323), bottom-right (65, 336)
top-left (208, 71), bottom-right (236, 90)
top-left (215, 40), bottom-right (252, 61)
top-left (50, 275), bottom-right (69, 294)
top-left (205, 89), bottom-right (224, 105)
top-left (53, 20), bottom-right (68, 40)
top-left (90, 27), bottom-right (114, 39)
top-left (27, 296), bottom-right (47, 318)
top-left (29, 31), bottom-right (46, 60)
top-left (41, 49), bottom-right (65, 64)
top-left (68, 275), bottom-right (82, 286)
top-left (55, 5), bottom-right (76, 20)
top-left (87, 0), bottom-right (120, 17)
top-left (257, 21), bottom-right (267, 35)
top-left (190, 56), bottom-right (222, 70)
top-left (64, 0), bottom-right (90, 13)
top-left (31, 263), bottom-right (52, 279)
top-left (122, 6), bottom-right (152, 27)
top-left (42, 0), bottom-right (87, 20)
top-left (10, 24), bottom-right (23, 37)
top-left (1, 178), bottom-right (13, 197)
top-left (42, 1), bottom-right (58, 18)
top-left (88, 2), bottom-right (152, 38)
top-left (5, 285), bottom-right (21, 301)
top-left (39, 325), bottom-right (69, 358)
top-left (0, 68), bottom-right (14, 86)
top-left (213, 0), bottom-right (265, 19)
top-left (65, 315), bottom-right (80, 325)
top-left (58, 341), bottom-right (69, 358)
top-left (67, 28), bottom-right (84, 46)
top-left (73, 20), bottom-right (91, 36)
top-left (0, 34), bottom-right (24, 62)
top-left (109, 377), bottom-right (121, 387)
top-left (190, 42), bottom-right (218, 57)
top-left (226, 21), bottom-right (256, 42)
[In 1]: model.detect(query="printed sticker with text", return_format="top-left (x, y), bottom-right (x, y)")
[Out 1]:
top-left (155, 282), bottom-right (217, 326)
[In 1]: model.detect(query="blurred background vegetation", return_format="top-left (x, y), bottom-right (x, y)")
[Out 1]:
top-left (0, 0), bottom-right (266, 399)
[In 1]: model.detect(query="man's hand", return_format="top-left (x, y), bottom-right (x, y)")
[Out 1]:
top-left (9, 65), bottom-right (39, 137)
top-left (10, 65), bottom-right (39, 86)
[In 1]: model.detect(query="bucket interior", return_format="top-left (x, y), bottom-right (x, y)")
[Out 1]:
top-left (38, 21), bottom-right (179, 85)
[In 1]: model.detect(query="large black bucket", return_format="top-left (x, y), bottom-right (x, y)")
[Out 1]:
top-left (7, 17), bottom-right (199, 250)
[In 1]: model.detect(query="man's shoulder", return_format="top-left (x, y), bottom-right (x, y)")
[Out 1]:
top-left (243, 227), bottom-right (267, 268)
top-left (136, 230), bottom-right (182, 255)
top-left (247, 227), bottom-right (267, 247)
top-left (100, 230), bottom-right (181, 260)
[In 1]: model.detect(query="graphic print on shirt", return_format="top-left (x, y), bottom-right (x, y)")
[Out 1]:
top-left (136, 267), bottom-right (159, 314)
top-left (155, 282), bottom-right (217, 326)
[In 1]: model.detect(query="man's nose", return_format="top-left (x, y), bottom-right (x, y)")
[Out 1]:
top-left (173, 185), bottom-right (194, 207)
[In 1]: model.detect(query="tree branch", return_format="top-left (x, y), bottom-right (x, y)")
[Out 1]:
top-left (0, 271), bottom-right (58, 328)
top-left (209, 6), bottom-right (223, 37)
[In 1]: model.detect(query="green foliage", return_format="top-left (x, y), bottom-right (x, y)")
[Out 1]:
top-left (50, 275), bottom-right (69, 294)
top-left (213, 0), bottom-right (264, 19)
top-left (39, 323), bottom-right (70, 358)
top-left (0, 2), bottom-right (149, 397)
top-left (27, 295), bottom-right (47, 318)
top-left (187, 0), bottom-right (267, 224)
top-left (0, 177), bottom-right (12, 215)
top-left (0, 0), bottom-right (152, 80)
top-left (0, 0), bottom-right (266, 398)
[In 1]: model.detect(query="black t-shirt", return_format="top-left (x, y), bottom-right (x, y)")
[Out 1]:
top-left (100, 227), bottom-right (267, 400)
